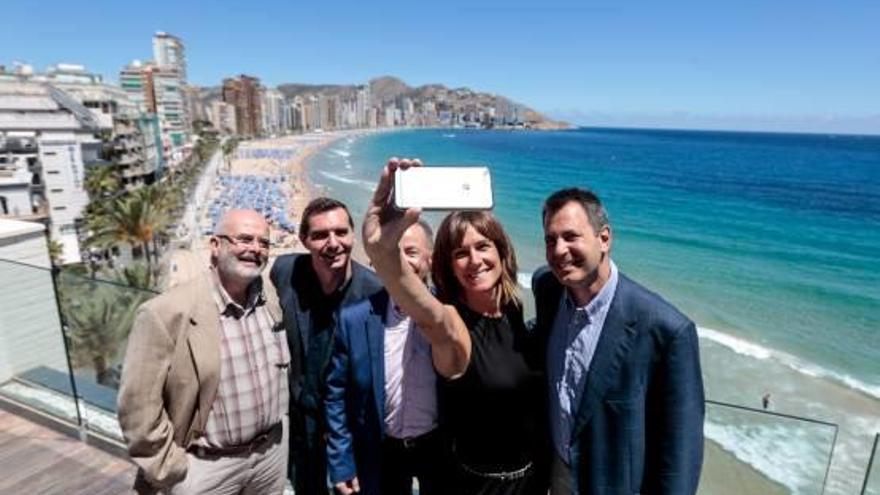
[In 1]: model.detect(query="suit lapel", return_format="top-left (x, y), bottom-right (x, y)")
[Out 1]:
top-left (572, 280), bottom-right (637, 437)
top-left (367, 292), bottom-right (389, 425)
top-left (186, 275), bottom-right (222, 431)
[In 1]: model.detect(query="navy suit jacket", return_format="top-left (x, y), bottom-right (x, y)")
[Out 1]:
top-left (270, 254), bottom-right (383, 439)
top-left (325, 290), bottom-right (393, 495)
top-left (533, 267), bottom-right (704, 495)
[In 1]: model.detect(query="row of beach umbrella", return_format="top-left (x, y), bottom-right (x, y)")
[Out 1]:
top-left (235, 148), bottom-right (300, 160)
top-left (204, 174), bottom-right (296, 235)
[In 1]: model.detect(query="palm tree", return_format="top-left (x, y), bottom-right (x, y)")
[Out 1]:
top-left (87, 184), bottom-right (171, 274)
top-left (114, 260), bottom-right (156, 291)
top-left (84, 166), bottom-right (120, 199)
top-left (222, 137), bottom-right (238, 171)
top-left (60, 274), bottom-right (151, 387)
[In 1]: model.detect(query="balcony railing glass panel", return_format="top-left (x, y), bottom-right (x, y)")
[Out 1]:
top-left (0, 259), bottom-right (79, 427)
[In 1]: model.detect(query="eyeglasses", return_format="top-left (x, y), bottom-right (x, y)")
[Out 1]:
top-left (216, 234), bottom-right (272, 250)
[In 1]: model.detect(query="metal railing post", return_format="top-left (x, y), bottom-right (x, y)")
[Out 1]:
top-left (48, 261), bottom-right (87, 441)
top-left (705, 399), bottom-right (840, 495)
top-left (861, 433), bottom-right (880, 495)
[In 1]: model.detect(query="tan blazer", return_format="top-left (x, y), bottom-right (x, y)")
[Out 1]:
top-left (117, 271), bottom-right (282, 494)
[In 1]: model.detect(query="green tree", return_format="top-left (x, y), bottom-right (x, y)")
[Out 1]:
top-left (84, 166), bottom-right (120, 199)
top-left (60, 274), bottom-right (152, 387)
top-left (86, 184), bottom-right (170, 273)
top-left (114, 260), bottom-right (156, 291)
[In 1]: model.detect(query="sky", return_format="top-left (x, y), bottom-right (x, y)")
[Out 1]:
top-left (2, 0), bottom-right (878, 134)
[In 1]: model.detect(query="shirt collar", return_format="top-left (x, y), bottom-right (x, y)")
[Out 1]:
top-left (563, 260), bottom-right (619, 322)
top-left (210, 269), bottom-right (266, 318)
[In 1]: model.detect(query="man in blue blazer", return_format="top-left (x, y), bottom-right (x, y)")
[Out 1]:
top-left (271, 197), bottom-right (383, 495)
top-left (325, 208), bottom-right (469, 495)
top-left (533, 188), bottom-right (704, 495)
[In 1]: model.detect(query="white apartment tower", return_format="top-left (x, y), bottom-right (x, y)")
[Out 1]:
top-left (152, 32), bottom-right (187, 83)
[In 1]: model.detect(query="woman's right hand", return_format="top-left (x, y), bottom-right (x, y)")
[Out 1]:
top-left (362, 157), bottom-right (423, 268)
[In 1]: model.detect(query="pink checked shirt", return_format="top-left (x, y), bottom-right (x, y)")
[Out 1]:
top-left (201, 273), bottom-right (290, 447)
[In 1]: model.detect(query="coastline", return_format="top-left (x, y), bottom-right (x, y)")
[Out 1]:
top-left (301, 129), bottom-right (803, 495)
top-left (170, 128), bottom-right (878, 494)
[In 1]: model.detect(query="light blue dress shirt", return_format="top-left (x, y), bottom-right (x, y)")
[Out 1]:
top-left (547, 261), bottom-right (619, 463)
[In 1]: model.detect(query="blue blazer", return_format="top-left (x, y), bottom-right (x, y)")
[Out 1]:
top-left (325, 289), bottom-right (392, 495)
top-left (533, 267), bottom-right (705, 495)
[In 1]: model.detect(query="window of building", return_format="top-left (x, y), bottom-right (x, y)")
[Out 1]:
top-left (53, 206), bottom-right (67, 211)
top-left (50, 188), bottom-right (63, 193)
top-left (47, 170), bottom-right (60, 175)
top-left (0, 196), bottom-right (7, 215)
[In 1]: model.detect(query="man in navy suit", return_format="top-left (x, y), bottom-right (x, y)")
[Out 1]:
top-left (271, 197), bottom-right (383, 495)
top-left (325, 219), bottom-right (462, 495)
top-left (533, 188), bottom-right (704, 495)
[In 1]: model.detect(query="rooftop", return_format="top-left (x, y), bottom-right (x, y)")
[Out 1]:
top-left (0, 408), bottom-right (135, 494)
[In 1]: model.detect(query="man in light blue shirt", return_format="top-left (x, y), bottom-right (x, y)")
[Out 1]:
top-left (534, 188), bottom-right (704, 495)
top-left (547, 261), bottom-right (618, 464)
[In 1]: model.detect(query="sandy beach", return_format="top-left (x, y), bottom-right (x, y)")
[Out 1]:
top-left (167, 130), bottom-right (370, 286)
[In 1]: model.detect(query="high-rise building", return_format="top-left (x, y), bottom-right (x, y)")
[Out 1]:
top-left (356, 85), bottom-right (370, 127)
top-left (150, 32), bottom-right (190, 145)
top-left (291, 96), bottom-right (305, 132)
top-left (222, 75), bottom-right (262, 138)
top-left (40, 64), bottom-right (161, 186)
top-left (183, 85), bottom-right (205, 123)
top-left (208, 100), bottom-right (237, 135)
top-left (151, 68), bottom-right (187, 147)
top-left (0, 76), bottom-right (103, 263)
top-left (403, 97), bottom-right (415, 125)
top-left (119, 60), bottom-right (152, 112)
top-left (119, 60), bottom-right (187, 150)
top-left (260, 88), bottom-right (285, 136)
top-left (152, 32), bottom-right (187, 83)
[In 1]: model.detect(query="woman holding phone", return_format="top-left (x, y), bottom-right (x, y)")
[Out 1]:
top-left (363, 158), bottom-right (549, 495)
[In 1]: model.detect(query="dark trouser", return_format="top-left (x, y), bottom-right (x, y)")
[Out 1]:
top-left (380, 429), bottom-right (448, 495)
top-left (549, 453), bottom-right (574, 495)
top-left (289, 412), bottom-right (330, 495)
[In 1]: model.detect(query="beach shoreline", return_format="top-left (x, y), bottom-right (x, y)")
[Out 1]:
top-left (301, 129), bottom-right (812, 495)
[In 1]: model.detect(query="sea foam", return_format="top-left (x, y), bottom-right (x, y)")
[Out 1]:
top-left (698, 327), bottom-right (880, 400)
top-left (317, 171), bottom-right (376, 193)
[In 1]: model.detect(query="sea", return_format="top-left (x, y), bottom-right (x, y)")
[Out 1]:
top-left (306, 127), bottom-right (880, 494)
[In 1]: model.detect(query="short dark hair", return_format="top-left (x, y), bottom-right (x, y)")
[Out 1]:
top-left (542, 188), bottom-right (610, 233)
top-left (298, 197), bottom-right (353, 240)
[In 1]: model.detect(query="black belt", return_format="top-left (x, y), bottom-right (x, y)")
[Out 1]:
top-left (188, 422), bottom-right (282, 457)
top-left (384, 428), bottom-right (439, 450)
top-left (452, 441), bottom-right (533, 481)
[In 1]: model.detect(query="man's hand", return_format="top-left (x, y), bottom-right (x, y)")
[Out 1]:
top-left (335, 477), bottom-right (361, 494)
top-left (362, 157), bottom-right (423, 267)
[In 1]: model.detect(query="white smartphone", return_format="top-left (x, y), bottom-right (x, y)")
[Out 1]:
top-left (394, 166), bottom-right (494, 210)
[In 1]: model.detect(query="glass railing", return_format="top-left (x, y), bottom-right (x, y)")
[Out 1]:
top-left (0, 258), bottom-right (157, 442)
top-left (700, 399), bottom-right (838, 495)
top-left (863, 434), bottom-right (880, 495)
top-left (0, 258), bottom-right (80, 429)
top-left (0, 255), bottom-right (873, 493)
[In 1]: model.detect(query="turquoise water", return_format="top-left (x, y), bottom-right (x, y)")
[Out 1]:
top-left (308, 128), bottom-right (880, 493)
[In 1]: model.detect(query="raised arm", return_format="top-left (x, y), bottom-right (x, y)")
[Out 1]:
top-left (362, 158), bottom-right (471, 378)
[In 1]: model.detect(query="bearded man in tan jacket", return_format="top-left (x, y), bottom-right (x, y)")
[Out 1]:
top-left (118, 209), bottom-right (290, 494)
